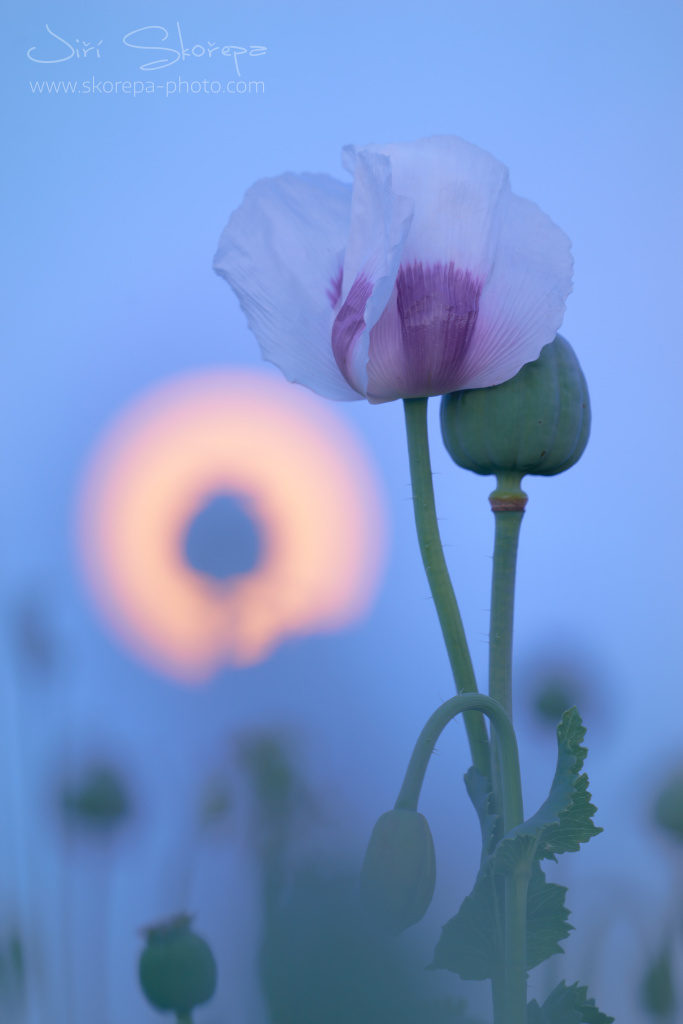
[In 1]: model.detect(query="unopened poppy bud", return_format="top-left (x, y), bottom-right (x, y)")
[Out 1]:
top-left (139, 913), bottom-right (217, 1017)
top-left (360, 808), bottom-right (436, 934)
top-left (440, 335), bottom-right (590, 478)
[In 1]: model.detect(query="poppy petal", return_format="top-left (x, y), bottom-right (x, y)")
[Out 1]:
top-left (214, 172), bottom-right (359, 401)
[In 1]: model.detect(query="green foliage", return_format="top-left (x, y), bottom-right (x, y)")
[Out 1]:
top-left (527, 981), bottom-right (614, 1023)
top-left (429, 861), bottom-right (571, 979)
top-left (533, 711), bottom-right (603, 859)
top-left (432, 709), bottom-right (600, 981)
top-left (525, 863), bottom-right (573, 971)
top-left (492, 709), bottom-right (602, 875)
top-left (429, 861), bottom-right (502, 980)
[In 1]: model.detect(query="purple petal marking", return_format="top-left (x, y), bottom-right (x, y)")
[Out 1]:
top-left (367, 261), bottom-right (482, 400)
top-left (326, 266), bottom-right (343, 309)
top-left (331, 273), bottom-right (373, 392)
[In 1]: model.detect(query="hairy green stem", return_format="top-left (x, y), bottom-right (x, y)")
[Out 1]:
top-left (488, 472), bottom-right (527, 873)
top-left (488, 471), bottom-right (527, 719)
top-left (505, 866), bottom-right (530, 1024)
top-left (403, 398), bottom-right (491, 780)
top-left (488, 471), bottom-right (528, 1024)
top-left (176, 1014), bottom-right (193, 1024)
top-left (394, 694), bottom-right (523, 834)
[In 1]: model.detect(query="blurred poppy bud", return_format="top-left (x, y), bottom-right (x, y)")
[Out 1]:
top-left (440, 335), bottom-right (590, 478)
top-left (61, 765), bottom-right (130, 833)
top-left (653, 767), bottom-right (683, 843)
top-left (139, 914), bottom-right (217, 1016)
top-left (360, 809), bottom-right (436, 934)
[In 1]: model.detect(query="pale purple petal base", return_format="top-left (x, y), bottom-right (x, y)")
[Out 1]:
top-left (366, 261), bottom-right (483, 402)
top-left (331, 274), bottom-right (373, 394)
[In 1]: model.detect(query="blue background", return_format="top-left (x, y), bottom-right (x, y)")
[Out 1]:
top-left (2, 2), bottom-right (682, 1022)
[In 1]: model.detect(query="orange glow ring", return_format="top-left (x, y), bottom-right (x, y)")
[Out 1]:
top-left (76, 369), bottom-right (386, 684)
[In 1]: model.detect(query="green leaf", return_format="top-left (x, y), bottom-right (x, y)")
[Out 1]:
top-left (527, 981), bottom-right (614, 1024)
top-left (429, 861), bottom-right (503, 980)
top-left (430, 861), bottom-right (571, 979)
top-left (537, 711), bottom-right (603, 859)
top-left (433, 709), bottom-right (601, 980)
top-left (492, 708), bottom-right (602, 876)
top-left (526, 862), bottom-right (573, 970)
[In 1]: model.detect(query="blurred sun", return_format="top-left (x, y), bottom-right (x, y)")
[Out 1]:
top-left (76, 369), bottom-right (386, 684)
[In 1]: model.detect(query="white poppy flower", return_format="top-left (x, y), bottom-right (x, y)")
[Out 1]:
top-left (214, 136), bottom-right (572, 404)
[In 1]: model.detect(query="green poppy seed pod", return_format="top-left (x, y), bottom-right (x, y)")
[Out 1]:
top-left (139, 914), bottom-right (217, 1016)
top-left (360, 809), bottom-right (436, 934)
top-left (440, 335), bottom-right (590, 479)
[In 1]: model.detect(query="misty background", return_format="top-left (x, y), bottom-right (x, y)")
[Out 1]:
top-left (2, 2), bottom-right (682, 1022)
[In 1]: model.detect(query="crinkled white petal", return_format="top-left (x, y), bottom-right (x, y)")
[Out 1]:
top-left (213, 172), bottom-right (359, 401)
top-left (456, 191), bottom-right (573, 389)
top-left (344, 136), bottom-right (509, 273)
top-left (335, 149), bottom-right (413, 394)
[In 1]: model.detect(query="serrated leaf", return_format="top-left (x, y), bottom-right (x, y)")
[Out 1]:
top-left (429, 861), bottom-right (503, 980)
top-left (526, 862), bottom-right (573, 970)
top-left (433, 709), bottom-right (601, 981)
top-left (430, 861), bottom-right (571, 979)
top-left (527, 980), bottom-right (614, 1024)
top-left (492, 708), bottom-right (602, 876)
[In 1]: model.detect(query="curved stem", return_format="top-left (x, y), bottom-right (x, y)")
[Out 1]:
top-left (394, 694), bottom-right (523, 833)
top-left (395, 692), bottom-right (526, 1024)
top-left (403, 398), bottom-right (491, 780)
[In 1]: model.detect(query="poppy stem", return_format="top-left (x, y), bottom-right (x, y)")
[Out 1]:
top-left (394, 694), bottom-right (523, 832)
top-left (491, 468), bottom-right (528, 1024)
top-left (403, 397), bottom-right (491, 780)
top-left (488, 472), bottom-right (527, 721)
top-left (488, 473), bottom-right (527, 833)
top-left (488, 472), bottom-right (528, 1024)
